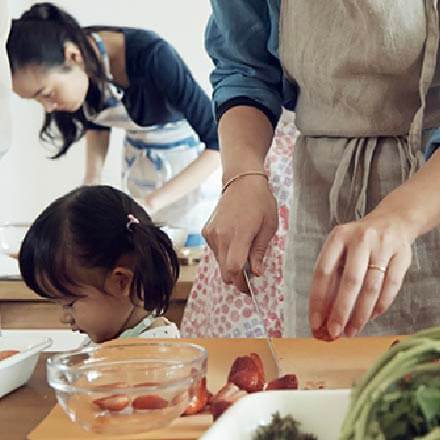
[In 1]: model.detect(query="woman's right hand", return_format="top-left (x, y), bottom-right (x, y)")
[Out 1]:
top-left (203, 175), bottom-right (278, 292)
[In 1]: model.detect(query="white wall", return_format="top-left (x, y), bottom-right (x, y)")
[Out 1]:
top-left (0, 0), bottom-right (213, 223)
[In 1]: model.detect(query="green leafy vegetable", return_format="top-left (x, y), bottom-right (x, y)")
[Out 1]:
top-left (252, 412), bottom-right (317, 440)
top-left (340, 326), bottom-right (440, 440)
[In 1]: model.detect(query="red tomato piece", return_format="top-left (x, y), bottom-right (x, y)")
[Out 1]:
top-left (132, 394), bottom-right (168, 410)
top-left (0, 350), bottom-right (20, 361)
top-left (93, 394), bottom-right (130, 411)
top-left (183, 377), bottom-right (209, 415)
top-left (265, 374), bottom-right (299, 390)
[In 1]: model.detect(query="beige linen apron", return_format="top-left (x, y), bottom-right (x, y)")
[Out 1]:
top-left (280, 0), bottom-right (440, 337)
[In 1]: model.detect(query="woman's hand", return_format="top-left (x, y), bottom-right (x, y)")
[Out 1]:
top-left (308, 212), bottom-right (414, 341)
top-left (203, 175), bottom-right (278, 292)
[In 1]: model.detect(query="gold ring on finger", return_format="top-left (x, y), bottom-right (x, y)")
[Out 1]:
top-left (367, 264), bottom-right (387, 273)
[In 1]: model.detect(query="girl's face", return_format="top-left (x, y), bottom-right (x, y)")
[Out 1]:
top-left (51, 264), bottom-right (144, 343)
top-left (58, 285), bottom-right (134, 343)
top-left (11, 42), bottom-right (89, 113)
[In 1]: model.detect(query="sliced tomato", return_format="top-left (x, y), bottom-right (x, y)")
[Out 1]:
top-left (132, 394), bottom-right (168, 410)
top-left (228, 354), bottom-right (265, 392)
top-left (229, 369), bottom-right (264, 393)
top-left (265, 374), bottom-right (299, 390)
top-left (210, 400), bottom-right (232, 420)
top-left (0, 350), bottom-right (20, 361)
top-left (312, 325), bottom-right (337, 342)
top-left (93, 394), bottom-right (130, 411)
top-left (250, 353), bottom-right (265, 382)
top-left (183, 377), bottom-right (209, 415)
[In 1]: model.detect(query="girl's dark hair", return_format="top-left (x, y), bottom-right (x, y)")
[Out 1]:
top-left (19, 185), bottom-right (179, 315)
top-left (7, 2), bottom-right (108, 158)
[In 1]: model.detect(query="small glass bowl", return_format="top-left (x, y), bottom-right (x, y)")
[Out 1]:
top-left (47, 341), bottom-right (208, 435)
top-left (0, 222), bottom-right (30, 258)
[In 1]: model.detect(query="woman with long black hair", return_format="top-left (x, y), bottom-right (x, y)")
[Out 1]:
top-left (7, 2), bottom-right (220, 239)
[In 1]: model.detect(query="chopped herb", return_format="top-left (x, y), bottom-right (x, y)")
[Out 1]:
top-left (252, 412), bottom-right (317, 440)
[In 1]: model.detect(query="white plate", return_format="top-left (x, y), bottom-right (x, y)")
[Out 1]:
top-left (201, 389), bottom-right (351, 440)
top-left (1, 330), bottom-right (87, 352)
top-left (0, 334), bottom-right (52, 398)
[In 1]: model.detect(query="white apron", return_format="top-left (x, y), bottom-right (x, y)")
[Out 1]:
top-left (280, 0), bottom-right (440, 336)
top-left (83, 34), bottom-right (220, 233)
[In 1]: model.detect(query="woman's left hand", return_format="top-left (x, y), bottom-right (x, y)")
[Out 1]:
top-left (308, 213), bottom-right (414, 341)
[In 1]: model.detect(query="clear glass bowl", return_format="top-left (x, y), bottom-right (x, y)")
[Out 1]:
top-left (47, 341), bottom-right (208, 435)
top-left (0, 222), bottom-right (30, 258)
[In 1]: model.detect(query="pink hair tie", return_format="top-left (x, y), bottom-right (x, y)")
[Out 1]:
top-left (126, 214), bottom-right (140, 231)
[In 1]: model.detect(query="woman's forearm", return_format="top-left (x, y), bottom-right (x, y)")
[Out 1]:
top-left (201, 105), bottom-right (279, 285)
top-left (83, 130), bottom-right (110, 185)
top-left (369, 149), bottom-right (440, 239)
top-left (218, 106), bottom-right (275, 183)
top-left (146, 149), bottom-right (221, 213)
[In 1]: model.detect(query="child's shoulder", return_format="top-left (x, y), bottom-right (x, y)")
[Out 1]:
top-left (138, 317), bottom-right (180, 338)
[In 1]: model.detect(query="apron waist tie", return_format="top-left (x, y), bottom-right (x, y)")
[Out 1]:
top-left (329, 137), bottom-right (423, 227)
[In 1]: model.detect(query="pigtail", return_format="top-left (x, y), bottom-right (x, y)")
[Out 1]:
top-left (128, 221), bottom-right (179, 315)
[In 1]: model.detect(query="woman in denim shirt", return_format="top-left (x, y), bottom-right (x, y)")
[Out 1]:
top-left (203, 0), bottom-right (440, 339)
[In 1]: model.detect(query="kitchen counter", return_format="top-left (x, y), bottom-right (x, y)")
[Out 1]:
top-left (0, 265), bottom-right (199, 329)
top-left (0, 336), bottom-right (399, 440)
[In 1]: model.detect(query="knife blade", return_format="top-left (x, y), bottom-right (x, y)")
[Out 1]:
top-left (243, 263), bottom-right (281, 377)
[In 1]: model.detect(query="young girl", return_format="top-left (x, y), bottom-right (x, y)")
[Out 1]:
top-left (7, 2), bottom-right (220, 242)
top-left (19, 185), bottom-right (180, 343)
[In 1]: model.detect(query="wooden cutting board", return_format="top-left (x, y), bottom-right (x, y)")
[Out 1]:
top-left (273, 335), bottom-right (402, 390)
top-left (28, 338), bottom-right (278, 440)
top-left (29, 408), bottom-right (212, 440)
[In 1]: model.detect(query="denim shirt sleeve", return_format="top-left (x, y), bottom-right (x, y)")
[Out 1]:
top-left (206, 0), bottom-right (286, 126)
top-left (425, 128), bottom-right (440, 160)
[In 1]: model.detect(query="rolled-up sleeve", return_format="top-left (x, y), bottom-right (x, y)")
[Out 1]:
top-left (206, 0), bottom-right (285, 127)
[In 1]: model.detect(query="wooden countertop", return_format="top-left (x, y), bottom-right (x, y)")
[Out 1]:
top-left (0, 336), bottom-right (398, 440)
top-left (0, 264), bottom-right (198, 302)
top-left (0, 352), bottom-right (56, 440)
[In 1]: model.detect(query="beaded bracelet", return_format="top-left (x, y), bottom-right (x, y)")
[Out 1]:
top-left (221, 171), bottom-right (268, 194)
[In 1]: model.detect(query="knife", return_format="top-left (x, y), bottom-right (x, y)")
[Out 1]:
top-left (243, 263), bottom-right (281, 377)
